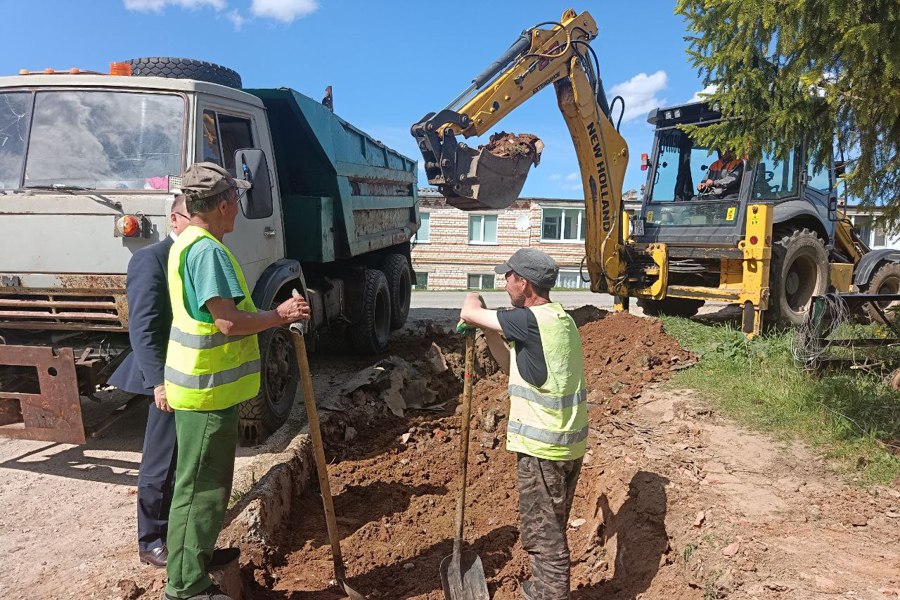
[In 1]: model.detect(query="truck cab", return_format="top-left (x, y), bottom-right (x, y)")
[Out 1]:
top-left (0, 60), bottom-right (418, 445)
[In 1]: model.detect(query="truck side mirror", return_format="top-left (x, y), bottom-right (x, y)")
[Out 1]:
top-left (834, 160), bottom-right (846, 178)
top-left (827, 194), bottom-right (839, 221)
top-left (235, 148), bottom-right (273, 220)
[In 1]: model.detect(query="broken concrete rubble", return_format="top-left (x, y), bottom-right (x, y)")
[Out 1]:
top-left (339, 355), bottom-right (445, 417)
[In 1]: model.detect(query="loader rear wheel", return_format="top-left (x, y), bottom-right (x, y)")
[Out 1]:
top-left (636, 297), bottom-right (704, 318)
top-left (239, 325), bottom-right (300, 445)
top-left (862, 261), bottom-right (900, 325)
top-left (768, 228), bottom-right (829, 327)
top-left (380, 254), bottom-right (412, 330)
top-left (123, 57), bottom-right (242, 88)
top-left (351, 269), bottom-right (392, 354)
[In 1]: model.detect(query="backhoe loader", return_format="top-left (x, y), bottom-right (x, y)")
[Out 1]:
top-left (411, 8), bottom-right (900, 336)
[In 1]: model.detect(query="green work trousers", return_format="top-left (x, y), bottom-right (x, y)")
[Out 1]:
top-left (165, 405), bottom-right (239, 599)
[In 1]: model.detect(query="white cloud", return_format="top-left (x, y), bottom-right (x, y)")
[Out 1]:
top-left (549, 171), bottom-right (581, 191)
top-left (226, 9), bottom-right (245, 29)
top-left (124, 0), bottom-right (225, 11)
top-left (250, 0), bottom-right (318, 22)
top-left (609, 70), bottom-right (668, 123)
top-left (689, 84), bottom-right (718, 103)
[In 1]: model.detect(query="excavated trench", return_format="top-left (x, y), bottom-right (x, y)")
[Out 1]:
top-left (244, 309), bottom-right (694, 600)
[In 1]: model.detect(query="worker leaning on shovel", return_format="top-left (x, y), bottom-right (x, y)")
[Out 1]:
top-left (163, 162), bottom-right (310, 600)
top-left (459, 248), bottom-right (587, 600)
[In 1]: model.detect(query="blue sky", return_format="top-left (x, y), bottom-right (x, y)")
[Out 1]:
top-left (2, 0), bottom-right (709, 197)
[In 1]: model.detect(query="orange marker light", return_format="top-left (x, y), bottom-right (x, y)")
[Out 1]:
top-left (640, 153), bottom-right (649, 171)
top-left (44, 68), bottom-right (55, 74)
top-left (116, 215), bottom-right (141, 237)
top-left (109, 62), bottom-right (132, 76)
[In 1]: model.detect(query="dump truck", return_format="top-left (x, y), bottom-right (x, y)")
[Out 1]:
top-left (0, 58), bottom-right (419, 445)
top-left (412, 8), bottom-right (899, 335)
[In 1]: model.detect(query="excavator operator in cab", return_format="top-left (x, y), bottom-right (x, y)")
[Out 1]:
top-left (697, 149), bottom-right (744, 198)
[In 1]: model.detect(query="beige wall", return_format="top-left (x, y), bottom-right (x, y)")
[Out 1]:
top-left (412, 195), bottom-right (592, 290)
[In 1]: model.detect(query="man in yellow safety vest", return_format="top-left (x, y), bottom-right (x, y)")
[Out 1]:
top-left (162, 162), bottom-right (309, 600)
top-left (460, 248), bottom-right (587, 600)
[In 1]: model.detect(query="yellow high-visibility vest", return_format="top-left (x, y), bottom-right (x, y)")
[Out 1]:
top-left (164, 226), bottom-right (260, 411)
top-left (506, 303), bottom-right (588, 460)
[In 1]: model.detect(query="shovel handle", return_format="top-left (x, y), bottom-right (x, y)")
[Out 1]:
top-left (291, 327), bottom-right (347, 581)
top-left (453, 333), bottom-right (477, 555)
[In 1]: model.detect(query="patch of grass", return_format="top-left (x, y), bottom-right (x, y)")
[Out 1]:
top-left (682, 543), bottom-right (697, 563)
top-left (660, 317), bottom-right (900, 485)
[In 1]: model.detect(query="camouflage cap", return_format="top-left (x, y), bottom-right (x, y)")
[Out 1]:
top-left (181, 162), bottom-right (250, 200)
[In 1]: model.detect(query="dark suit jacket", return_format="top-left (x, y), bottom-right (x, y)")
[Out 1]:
top-left (108, 236), bottom-right (175, 395)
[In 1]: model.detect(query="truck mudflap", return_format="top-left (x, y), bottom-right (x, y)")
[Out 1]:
top-left (0, 344), bottom-right (85, 444)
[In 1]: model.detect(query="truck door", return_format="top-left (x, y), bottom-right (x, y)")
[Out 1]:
top-left (196, 105), bottom-right (281, 289)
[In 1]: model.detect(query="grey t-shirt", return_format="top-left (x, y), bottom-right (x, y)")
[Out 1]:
top-left (497, 307), bottom-right (547, 388)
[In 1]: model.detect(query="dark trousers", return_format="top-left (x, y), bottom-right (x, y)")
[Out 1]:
top-left (517, 453), bottom-right (583, 600)
top-left (138, 401), bottom-right (177, 552)
top-left (165, 405), bottom-right (239, 599)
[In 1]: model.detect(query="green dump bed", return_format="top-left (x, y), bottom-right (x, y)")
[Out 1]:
top-left (246, 88), bottom-right (418, 264)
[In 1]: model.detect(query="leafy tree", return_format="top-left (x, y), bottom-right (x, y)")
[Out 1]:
top-left (676, 1), bottom-right (900, 225)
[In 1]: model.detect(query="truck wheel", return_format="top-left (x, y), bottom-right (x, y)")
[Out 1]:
top-left (239, 326), bottom-right (299, 440)
top-left (123, 57), bottom-right (242, 89)
top-left (351, 269), bottom-right (392, 354)
top-left (862, 262), bottom-right (900, 325)
top-left (380, 254), bottom-right (412, 330)
top-left (768, 228), bottom-right (829, 327)
top-left (636, 297), bottom-right (704, 317)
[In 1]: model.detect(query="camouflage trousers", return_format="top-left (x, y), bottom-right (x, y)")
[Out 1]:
top-left (517, 453), bottom-right (583, 600)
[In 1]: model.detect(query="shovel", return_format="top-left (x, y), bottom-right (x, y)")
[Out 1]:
top-left (439, 330), bottom-right (489, 600)
top-left (289, 291), bottom-right (367, 600)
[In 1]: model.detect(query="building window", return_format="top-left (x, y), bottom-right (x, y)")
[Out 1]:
top-left (414, 272), bottom-right (429, 289)
top-left (468, 214), bottom-right (498, 244)
top-left (856, 215), bottom-right (888, 248)
top-left (557, 269), bottom-right (590, 289)
top-left (415, 212), bottom-right (430, 243)
top-left (467, 273), bottom-right (495, 289)
top-left (541, 207), bottom-right (585, 242)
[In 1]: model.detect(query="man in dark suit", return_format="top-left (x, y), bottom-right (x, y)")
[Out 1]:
top-left (110, 195), bottom-right (190, 567)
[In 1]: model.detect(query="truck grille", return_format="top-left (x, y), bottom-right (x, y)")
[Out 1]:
top-left (0, 292), bottom-right (127, 331)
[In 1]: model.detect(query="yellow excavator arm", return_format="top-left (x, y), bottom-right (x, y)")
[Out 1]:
top-left (411, 9), bottom-right (629, 294)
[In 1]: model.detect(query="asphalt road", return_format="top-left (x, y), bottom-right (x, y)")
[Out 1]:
top-left (411, 289), bottom-right (615, 310)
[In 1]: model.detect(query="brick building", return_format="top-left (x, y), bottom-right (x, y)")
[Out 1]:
top-left (411, 189), bottom-right (639, 290)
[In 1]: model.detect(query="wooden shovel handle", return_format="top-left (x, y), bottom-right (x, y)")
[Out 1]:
top-left (453, 333), bottom-right (476, 553)
top-left (292, 329), bottom-right (347, 581)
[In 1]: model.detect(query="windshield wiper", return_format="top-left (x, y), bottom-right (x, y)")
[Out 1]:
top-left (24, 184), bottom-right (97, 193)
top-left (22, 184), bottom-right (122, 209)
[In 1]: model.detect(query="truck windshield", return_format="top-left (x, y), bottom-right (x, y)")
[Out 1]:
top-left (0, 92), bottom-right (31, 189)
top-left (0, 90), bottom-right (185, 191)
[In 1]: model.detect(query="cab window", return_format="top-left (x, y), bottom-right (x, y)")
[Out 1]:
top-left (752, 149), bottom-right (799, 199)
top-left (200, 110), bottom-right (254, 175)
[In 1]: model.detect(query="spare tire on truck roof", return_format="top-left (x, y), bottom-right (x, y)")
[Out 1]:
top-left (122, 57), bottom-right (242, 89)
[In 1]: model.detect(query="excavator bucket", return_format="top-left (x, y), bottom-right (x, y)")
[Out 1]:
top-left (443, 133), bottom-right (543, 211)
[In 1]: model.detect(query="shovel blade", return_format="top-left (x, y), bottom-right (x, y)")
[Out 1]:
top-left (339, 578), bottom-right (368, 600)
top-left (444, 147), bottom-right (535, 212)
top-left (440, 550), bottom-right (490, 600)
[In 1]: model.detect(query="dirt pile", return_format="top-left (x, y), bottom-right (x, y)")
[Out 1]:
top-left (482, 131), bottom-right (543, 164)
top-left (239, 310), bottom-right (708, 599)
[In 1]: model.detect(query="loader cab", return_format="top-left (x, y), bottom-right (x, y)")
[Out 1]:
top-left (634, 102), bottom-right (835, 247)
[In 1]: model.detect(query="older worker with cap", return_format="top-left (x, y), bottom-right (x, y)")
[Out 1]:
top-left (459, 248), bottom-right (587, 600)
top-left (161, 163), bottom-right (310, 600)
